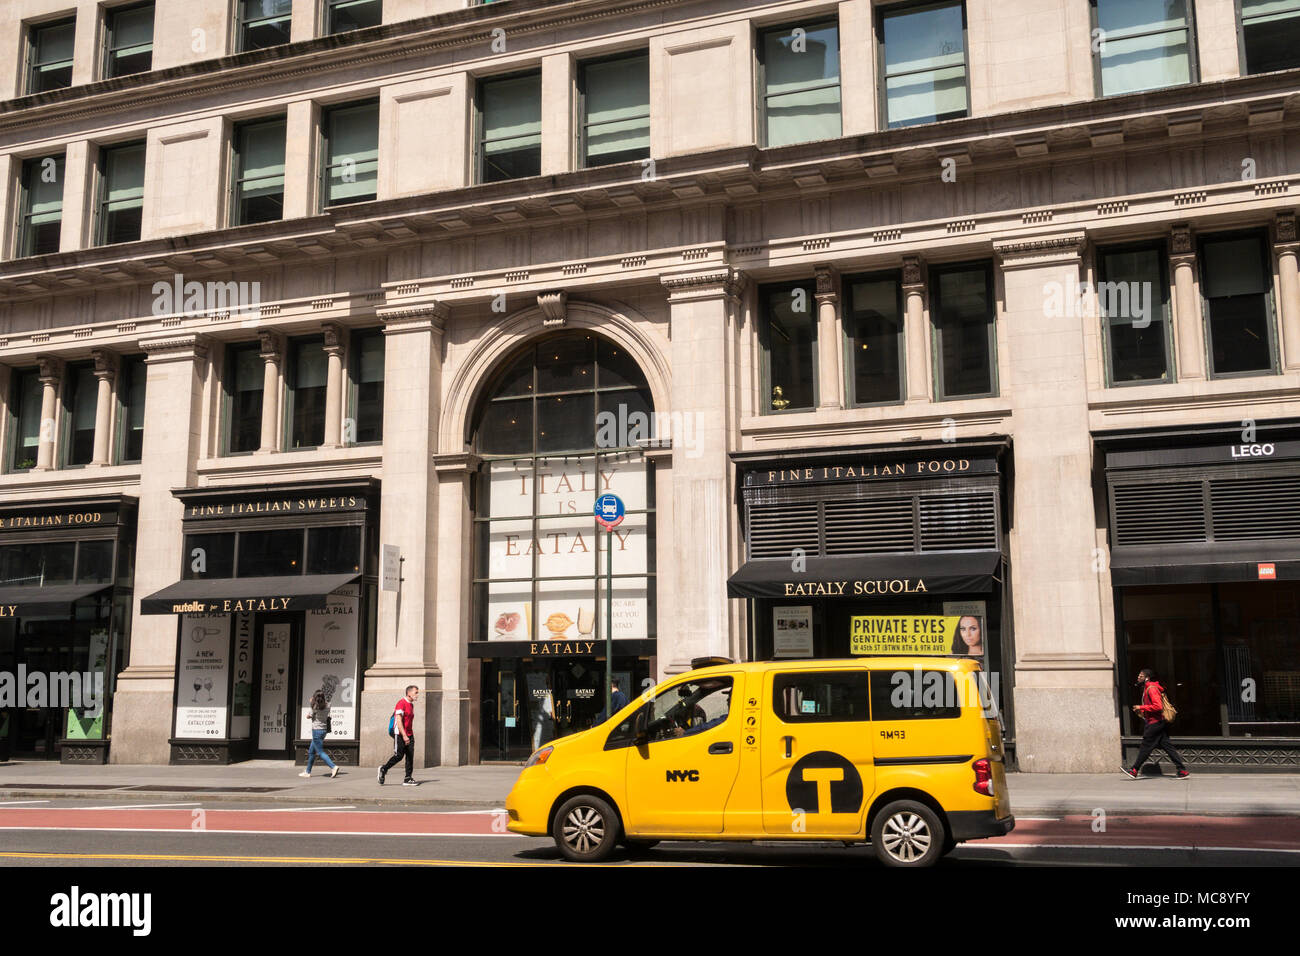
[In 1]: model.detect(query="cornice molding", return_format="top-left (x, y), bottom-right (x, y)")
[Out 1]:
top-left (139, 333), bottom-right (209, 360)
top-left (378, 302), bottom-right (449, 336)
top-left (994, 233), bottom-right (1086, 268)
top-left (661, 267), bottom-right (745, 300)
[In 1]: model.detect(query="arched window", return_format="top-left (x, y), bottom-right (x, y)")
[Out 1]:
top-left (472, 332), bottom-right (656, 646)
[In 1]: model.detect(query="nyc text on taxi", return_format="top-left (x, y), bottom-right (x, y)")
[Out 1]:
top-left (506, 656), bottom-right (1014, 866)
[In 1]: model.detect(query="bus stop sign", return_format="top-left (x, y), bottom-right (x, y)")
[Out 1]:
top-left (594, 493), bottom-right (625, 531)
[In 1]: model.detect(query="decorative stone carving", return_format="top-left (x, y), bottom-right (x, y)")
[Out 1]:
top-left (1170, 223), bottom-right (1194, 257)
top-left (1277, 212), bottom-right (1298, 245)
top-left (321, 322), bottom-right (348, 354)
top-left (902, 255), bottom-right (924, 288)
top-left (258, 329), bottom-right (286, 362)
top-left (538, 291), bottom-right (568, 327)
top-left (91, 348), bottom-right (118, 380)
top-left (36, 356), bottom-right (64, 384)
top-left (814, 265), bottom-right (838, 300)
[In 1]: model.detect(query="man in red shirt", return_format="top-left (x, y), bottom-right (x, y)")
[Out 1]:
top-left (1123, 668), bottom-right (1190, 779)
top-left (379, 685), bottom-right (419, 786)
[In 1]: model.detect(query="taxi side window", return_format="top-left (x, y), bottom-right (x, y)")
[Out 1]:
top-left (773, 672), bottom-right (869, 723)
top-left (869, 669), bottom-right (960, 721)
top-left (603, 677), bottom-right (735, 749)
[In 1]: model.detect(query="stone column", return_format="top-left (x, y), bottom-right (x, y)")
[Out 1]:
top-left (321, 323), bottom-right (347, 448)
top-left (995, 234), bottom-right (1116, 772)
top-left (257, 330), bottom-right (284, 453)
top-left (111, 333), bottom-right (209, 764)
top-left (364, 303), bottom-right (447, 767)
top-left (659, 268), bottom-right (744, 671)
top-left (90, 349), bottom-right (118, 467)
top-left (1274, 212), bottom-right (1300, 372)
top-left (1169, 223), bottom-right (1206, 381)
top-left (902, 255), bottom-right (931, 403)
top-left (32, 357), bottom-right (63, 471)
top-left (815, 265), bottom-right (843, 409)
top-left (433, 451), bottom-right (478, 767)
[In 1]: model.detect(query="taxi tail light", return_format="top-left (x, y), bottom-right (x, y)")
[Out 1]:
top-left (972, 757), bottom-right (993, 796)
top-left (524, 746), bottom-right (554, 769)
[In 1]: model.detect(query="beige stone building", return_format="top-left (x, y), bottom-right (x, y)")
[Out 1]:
top-left (0, 0), bottom-right (1297, 772)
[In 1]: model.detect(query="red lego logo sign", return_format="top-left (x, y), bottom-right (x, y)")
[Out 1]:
top-left (1258, 563), bottom-right (1276, 580)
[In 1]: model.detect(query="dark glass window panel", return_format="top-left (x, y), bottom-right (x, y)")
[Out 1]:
top-left (934, 265), bottom-right (994, 398)
top-left (238, 529), bottom-right (303, 577)
top-left (1202, 236), bottom-right (1274, 376)
top-left (1242, 0), bottom-right (1300, 74)
top-left (239, 0), bottom-right (293, 51)
top-left (582, 53), bottom-right (651, 167)
top-left (353, 331), bottom-right (384, 443)
top-left (227, 346), bottom-right (264, 454)
top-left (0, 545), bottom-right (28, 585)
top-left (477, 399), bottom-right (533, 455)
top-left (289, 339), bottom-right (327, 449)
top-left (106, 4), bottom-right (154, 78)
top-left (99, 143), bottom-right (145, 245)
top-left (306, 526), bottom-right (362, 574)
top-left (846, 276), bottom-right (903, 405)
top-left (762, 22), bottom-right (842, 147)
top-left (233, 120), bottom-right (286, 226)
top-left (493, 351), bottom-right (535, 398)
top-left (595, 338), bottom-right (649, 390)
top-left (327, 0), bottom-right (383, 34)
top-left (773, 671), bottom-right (869, 722)
top-left (76, 540), bottom-right (115, 584)
top-left (535, 334), bottom-right (595, 393)
top-left (25, 543), bottom-right (77, 586)
top-left (120, 356), bottom-right (147, 462)
top-left (869, 669), bottom-right (960, 721)
top-left (597, 390), bottom-right (654, 449)
top-left (480, 73), bottom-right (542, 183)
top-left (65, 365), bottom-right (98, 466)
top-left (762, 283), bottom-right (817, 412)
top-left (1099, 245), bottom-right (1169, 384)
top-left (183, 533), bottom-right (235, 579)
top-left (21, 156), bottom-right (64, 257)
top-left (1109, 322), bottom-right (1170, 383)
top-left (30, 20), bottom-right (75, 93)
top-left (537, 393), bottom-right (595, 453)
top-left (11, 370), bottom-right (43, 471)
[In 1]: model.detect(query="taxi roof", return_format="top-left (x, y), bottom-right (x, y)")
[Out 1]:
top-left (683, 656), bottom-right (982, 678)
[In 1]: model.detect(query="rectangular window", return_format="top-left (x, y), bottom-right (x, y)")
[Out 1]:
top-left (27, 18), bottom-right (75, 94)
top-left (62, 364), bottom-right (98, 467)
top-left (238, 529), bottom-right (303, 577)
top-left (350, 329), bottom-right (384, 444)
top-left (1241, 0), bottom-right (1300, 73)
top-left (760, 20), bottom-right (842, 147)
top-left (879, 1), bottom-right (969, 129)
top-left (183, 532), bottom-right (235, 579)
top-left (760, 282), bottom-right (818, 413)
top-left (224, 344), bottom-right (264, 454)
top-left (8, 370), bottom-right (43, 472)
top-left (231, 118), bottom-right (286, 225)
top-left (773, 671), bottom-right (869, 723)
top-left (1200, 232), bottom-right (1277, 377)
top-left (237, 0), bottom-right (292, 52)
top-left (322, 101), bottom-right (379, 207)
top-left (285, 337), bottom-right (327, 449)
top-left (478, 72), bottom-right (542, 183)
top-left (580, 52), bottom-right (650, 167)
top-left (1094, 0), bottom-right (1194, 97)
top-left (306, 526), bottom-right (362, 574)
top-left (19, 155), bottom-right (65, 257)
top-left (97, 142), bottom-right (146, 245)
top-left (869, 669), bottom-right (960, 721)
top-left (117, 355), bottom-right (147, 463)
top-left (844, 272), bottom-right (904, 405)
top-left (104, 2), bottom-right (154, 78)
top-left (931, 262), bottom-right (996, 400)
top-left (76, 540), bottom-right (115, 584)
top-left (326, 0), bottom-right (382, 34)
top-left (1097, 242), bottom-right (1172, 385)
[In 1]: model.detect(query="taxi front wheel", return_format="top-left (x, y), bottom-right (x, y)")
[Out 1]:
top-left (870, 800), bottom-right (945, 868)
top-left (554, 794), bottom-right (621, 863)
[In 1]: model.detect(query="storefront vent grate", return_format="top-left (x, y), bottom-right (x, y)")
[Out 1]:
top-left (823, 498), bottom-right (914, 553)
top-left (1112, 481), bottom-right (1205, 545)
top-left (919, 493), bottom-right (998, 551)
top-left (1209, 475), bottom-right (1300, 540)
top-left (747, 502), bottom-right (819, 557)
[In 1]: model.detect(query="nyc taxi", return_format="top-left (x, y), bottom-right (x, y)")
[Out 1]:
top-left (506, 655), bottom-right (1014, 866)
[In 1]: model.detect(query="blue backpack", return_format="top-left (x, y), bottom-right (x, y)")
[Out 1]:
top-left (387, 712), bottom-right (396, 737)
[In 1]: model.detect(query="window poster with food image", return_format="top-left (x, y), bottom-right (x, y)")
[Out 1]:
top-left (773, 606), bottom-right (814, 658)
top-left (175, 612), bottom-right (231, 739)
top-left (300, 584), bottom-right (360, 740)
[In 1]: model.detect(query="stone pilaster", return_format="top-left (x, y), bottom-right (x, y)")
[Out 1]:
top-left (32, 357), bottom-right (63, 471)
top-left (321, 323), bottom-right (347, 448)
top-left (1169, 223), bottom-right (1205, 381)
top-left (902, 255), bottom-right (931, 403)
top-left (814, 264), bottom-right (843, 410)
top-left (257, 330), bottom-right (284, 453)
top-left (1274, 212), bottom-right (1300, 372)
top-left (90, 348), bottom-right (118, 467)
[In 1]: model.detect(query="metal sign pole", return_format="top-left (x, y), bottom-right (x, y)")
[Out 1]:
top-left (605, 523), bottom-right (614, 720)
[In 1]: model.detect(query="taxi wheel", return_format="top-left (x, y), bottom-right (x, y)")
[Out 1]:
top-left (870, 800), bottom-right (945, 868)
top-left (554, 794), bottom-right (620, 862)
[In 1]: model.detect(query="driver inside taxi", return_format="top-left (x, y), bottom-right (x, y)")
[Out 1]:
top-left (650, 679), bottom-right (731, 739)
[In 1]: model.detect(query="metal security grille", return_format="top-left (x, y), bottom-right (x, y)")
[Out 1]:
top-left (919, 493), bottom-right (998, 551)
top-left (1210, 474), bottom-right (1300, 540)
top-left (1112, 481), bottom-right (1205, 546)
top-left (1111, 466), bottom-right (1300, 547)
top-left (823, 497), bottom-right (913, 554)
top-left (746, 501), bottom-right (819, 557)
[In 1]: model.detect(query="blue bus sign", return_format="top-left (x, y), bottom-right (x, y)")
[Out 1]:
top-left (594, 493), bottom-right (625, 531)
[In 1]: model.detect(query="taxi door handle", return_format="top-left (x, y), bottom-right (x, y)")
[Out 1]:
top-left (708, 741), bottom-right (733, 755)
top-left (783, 736), bottom-right (793, 759)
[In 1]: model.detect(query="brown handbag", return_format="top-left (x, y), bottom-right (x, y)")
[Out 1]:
top-left (1159, 684), bottom-right (1177, 724)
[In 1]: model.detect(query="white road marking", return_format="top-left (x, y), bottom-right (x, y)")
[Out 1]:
top-left (0, 800), bottom-right (50, 806)
top-left (72, 802), bottom-right (203, 810)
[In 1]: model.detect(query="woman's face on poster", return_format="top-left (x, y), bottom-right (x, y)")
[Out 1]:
top-left (959, 616), bottom-right (982, 652)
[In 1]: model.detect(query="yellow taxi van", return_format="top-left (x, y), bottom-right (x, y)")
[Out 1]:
top-left (505, 655), bottom-right (1014, 866)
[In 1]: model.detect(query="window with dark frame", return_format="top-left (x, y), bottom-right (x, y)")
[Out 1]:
top-left (237, 0), bottom-right (292, 52)
top-left (97, 142), bottom-right (146, 245)
top-left (759, 19), bottom-right (842, 148)
top-left (285, 337), bottom-right (328, 449)
top-left (773, 671), bottom-right (870, 722)
top-left (844, 272), bottom-right (904, 406)
top-left (117, 355), bottom-right (147, 463)
top-left (104, 2), bottom-right (154, 78)
top-left (325, 0), bottom-right (382, 35)
top-left (579, 52), bottom-right (650, 168)
top-left (879, 1), bottom-right (969, 129)
top-left (27, 18), bottom-right (75, 94)
top-left (62, 363), bottom-right (98, 467)
top-left (8, 370), bottom-right (43, 472)
top-left (1200, 232), bottom-right (1278, 378)
top-left (1097, 242), bottom-right (1172, 386)
top-left (1093, 0), bottom-right (1194, 97)
top-left (760, 281), bottom-right (819, 413)
top-left (931, 262), bottom-right (996, 400)
top-left (478, 72), bottom-right (542, 183)
top-left (231, 117), bottom-right (286, 225)
top-left (19, 155), bottom-right (65, 257)
top-left (1240, 0), bottom-right (1300, 73)
top-left (238, 528), bottom-right (303, 576)
top-left (322, 101), bottom-right (379, 207)
top-left (224, 343), bottom-right (265, 454)
top-left (349, 329), bottom-right (385, 445)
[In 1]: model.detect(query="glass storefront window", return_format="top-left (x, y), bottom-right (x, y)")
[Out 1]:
top-left (183, 533), bottom-right (234, 579)
top-left (76, 540), bottom-right (115, 584)
top-left (306, 526), bottom-right (362, 574)
top-left (237, 529), bottom-right (303, 577)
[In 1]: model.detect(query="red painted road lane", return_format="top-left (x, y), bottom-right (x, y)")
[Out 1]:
top-left (0, 808), bottom-right (511, 836)
top-left (980, 815), bottom-right (1300, 852)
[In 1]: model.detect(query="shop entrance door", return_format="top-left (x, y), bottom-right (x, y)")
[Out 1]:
top-left (553, 659), bottom-right (604, 737)
top-left (11, 620), bottom-right (83, 759)
top-left (253, 614), bottom-right (299, 759)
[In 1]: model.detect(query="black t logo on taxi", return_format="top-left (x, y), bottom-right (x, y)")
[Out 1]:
top-left (786, 751), bottom-right (863, 813)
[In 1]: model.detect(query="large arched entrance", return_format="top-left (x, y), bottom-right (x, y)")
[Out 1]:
top-left (470, 330), bottom-right (657, 760)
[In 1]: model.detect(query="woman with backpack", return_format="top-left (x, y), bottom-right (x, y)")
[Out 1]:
top-left (1123, 668), bottom-right (1190, 779)
top-left (300, 690), bottom-right (340, 778)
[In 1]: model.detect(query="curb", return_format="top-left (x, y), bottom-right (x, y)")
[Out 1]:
top-left (0, 788), bottom-right (506, 809)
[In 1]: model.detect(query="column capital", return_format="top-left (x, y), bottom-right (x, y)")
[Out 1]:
top-left (814, 264), bottom-right (839, 303)
top-left (321, 322), bottom-right (348, 355)
top-left (378, 302), bottom-right (448, 337)
top-left (902, 255), bottom-right (925, 290)
top-left (91, 348), bottom-right (118, 380)
top-left (1275, 210), bottom-right (1298, 245)
top-left (258, 329), bottom-right (286, 362)
top-left (1169, 221), bottom-right (1195, 259)
top-left (36, 355), bottom-right (65, 384)
top-left (993, 233), bottom-right (1085, 270)
top-left (140, 333), bottom-right (209, 363)
top-left (660, 267), bottom-right (745, 302)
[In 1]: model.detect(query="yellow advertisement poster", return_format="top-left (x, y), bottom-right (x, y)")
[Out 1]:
top-left (849, 616), bottom-right (977, 656)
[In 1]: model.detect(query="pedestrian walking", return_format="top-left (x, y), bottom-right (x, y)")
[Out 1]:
top-left (379, 685), bottom-right (419, 786)
top-left (300, 690), bottom-right (339, 778)
top-left (1123, 668), bottom-right (1190, 779)
top-left (594, 678), bottom-right (630, 723)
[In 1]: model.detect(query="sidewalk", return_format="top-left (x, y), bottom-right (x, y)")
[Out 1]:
top-left (2, 760), bottom-right (1299, 815)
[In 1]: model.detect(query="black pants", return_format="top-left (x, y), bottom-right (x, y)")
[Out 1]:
top-left (1132, 720), bottom-right (1186, 772)
top-left (382, 735), bottom-right (415, 780)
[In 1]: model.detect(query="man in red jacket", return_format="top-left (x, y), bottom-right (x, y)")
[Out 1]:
top-left (1123, 668), bottom-right (1190, 778)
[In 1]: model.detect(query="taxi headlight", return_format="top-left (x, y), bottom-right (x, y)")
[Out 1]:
top-left (524, 745), bottom-right (554, 769)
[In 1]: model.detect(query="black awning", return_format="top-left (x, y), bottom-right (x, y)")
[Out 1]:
top-left (726, 552), bottom-right (1002, 599)
top-left (141, 573), bottom-right (360, 614)
top-left (0, 582), bottom-right (112, 617)
top-left (1111, 560), bottom-right (1300, 586)
top-left (1110, 543), bottom-right (1300, 586)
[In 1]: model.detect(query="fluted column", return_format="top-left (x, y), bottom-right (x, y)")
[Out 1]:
top-left (33, 357), bottom-right (63, 471)
top-left (258, 330), bottom-right (284, 453)
top-left (902, 255), bottom-right (931, 403)
top-left (1169, 223), bottom-right (1206, 381)
top-left (814, 265), bottom-right (843, 410)
top-left (90, 349), bottom-right (118, 467)
top-left (1275, 213), bottom-right (1300, 372)
top-left (321, 323), bottom-right (347, 448)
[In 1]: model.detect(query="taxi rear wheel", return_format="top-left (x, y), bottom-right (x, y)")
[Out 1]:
top-left (554, 794), bottom-right (620, 862)
top-left (870, 800), bottom-right (945, 868)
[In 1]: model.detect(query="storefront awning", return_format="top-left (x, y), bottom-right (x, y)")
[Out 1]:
top-left (1110, 555), bottom-right (1300, 586)
top-left (0, 582), bottom-right (113, 617)
top-left (726, 552), bottom-right (1002, 599)
top-left (140, 573), bottom-right (360, 615)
